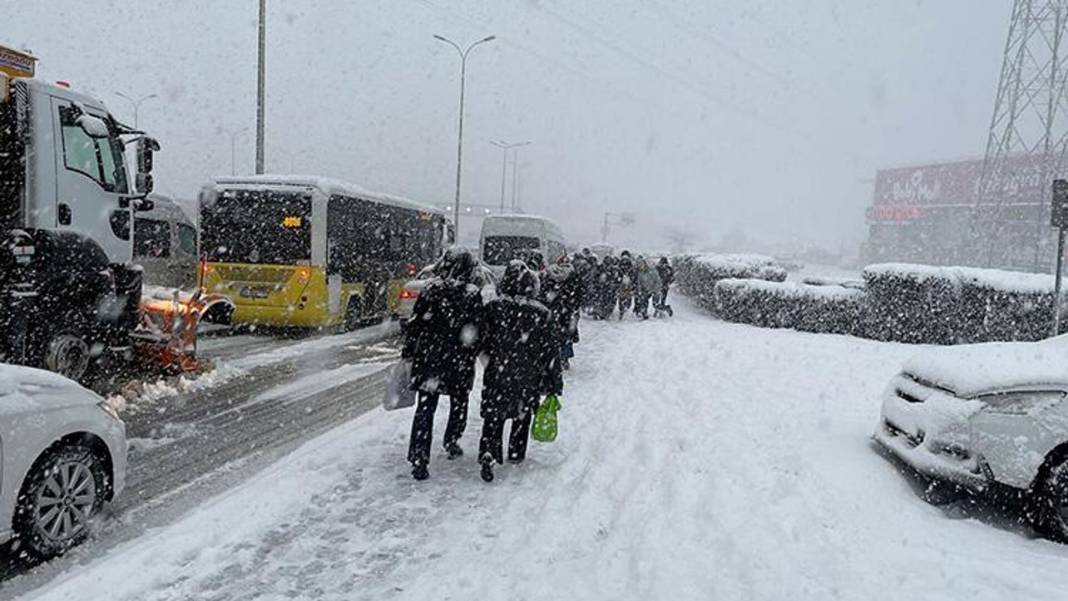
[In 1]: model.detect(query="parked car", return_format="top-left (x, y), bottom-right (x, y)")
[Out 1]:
top-left (873, 335), bottom-right (1068, 538)
top-left (395, 258), bottom-right (496, 328)
top-left (0, 365), bottom-right (127, 558)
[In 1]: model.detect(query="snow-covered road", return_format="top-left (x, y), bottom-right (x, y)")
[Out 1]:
top-left (17, 298), bottom-right (1068, 601)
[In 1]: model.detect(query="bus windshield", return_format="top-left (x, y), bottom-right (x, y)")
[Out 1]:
top-left (201, 189), bottom-right (312, 265)
top-left (483, 235), bottom-right (540, 265)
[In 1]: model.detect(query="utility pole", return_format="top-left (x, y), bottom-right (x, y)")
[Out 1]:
top-left (255, 0), bottom-right (266, 174)
top-left (434, 34), bottom-right (496, 240)
top-left (491, 140), bottom-right (530, 213)
top-left (973, 0), bottom-right (1068, 270)
top-left (114, 92), bottom-right (157, 128)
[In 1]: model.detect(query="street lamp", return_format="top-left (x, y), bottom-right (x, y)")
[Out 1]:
top-left (228, 128), bottom-right (250, 176)
top-left (434, 33), bottom-right (496, 240)
top-left (114, 92), bottom-right (158, 128)
top-left (490, 140), bottom-right (530, 213)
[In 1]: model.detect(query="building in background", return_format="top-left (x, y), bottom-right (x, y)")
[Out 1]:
top-left (863, 155), bottom-right (1055, 271)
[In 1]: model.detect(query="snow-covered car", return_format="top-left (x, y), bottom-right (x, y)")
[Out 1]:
top-left (0, 365), bottom-right (127, 558)
top-left (873, 335), bottom-right (1068, 537)
top-left (395, 261), bottom-right (496, 328)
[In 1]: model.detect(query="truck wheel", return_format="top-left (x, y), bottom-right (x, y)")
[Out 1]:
top-left (43, 332), bottom-right (91, 382)
top-left (344, 297), bottom-right (363, 332)
top-left (13, 445), bottom-right (108, 559)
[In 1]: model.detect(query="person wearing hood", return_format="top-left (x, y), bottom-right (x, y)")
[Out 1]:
top-left (477, 261), bottom-right (563, 482)
top-left (596, 255), bottom-right (621, 319)
top-left (616, 250), bottom-right (636, 320)
top-left (633, 256), bottom-right (662, 320)
top-left (402, 248), bottom-right (484, 481)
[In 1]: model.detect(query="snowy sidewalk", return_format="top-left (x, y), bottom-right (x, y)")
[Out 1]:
top-left (17, 298), bottom-right (1068, 601)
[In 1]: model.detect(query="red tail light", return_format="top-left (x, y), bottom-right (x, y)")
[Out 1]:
top-left (406, 263), bottom-right (418, 277)
top-left (399, 288), bottom-right (419, 300)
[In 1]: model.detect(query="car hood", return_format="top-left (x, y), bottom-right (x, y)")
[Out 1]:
top-left (0, 364), bottom-right (102, 418)
top-left (902, 336), bottom-right (1068, 397)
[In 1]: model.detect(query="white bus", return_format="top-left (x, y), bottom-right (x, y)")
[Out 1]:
top-left (479, 214), bottom-right (567, 273)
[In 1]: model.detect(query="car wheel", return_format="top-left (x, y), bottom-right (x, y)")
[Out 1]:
top-left (43, 332), bottom-right (91, 382)
top-left (344, 296), bottom-right (363, 332)
top-left (13, 445), bottom-right (108, 559)
top-left (1032, 454), bottom-right (1068, 541)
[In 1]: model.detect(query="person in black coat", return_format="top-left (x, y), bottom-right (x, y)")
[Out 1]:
top-left (617, 250), bottom-right (636, 319)
top-left (402, 249), bottom-right (484, 481)
top-left (655, 256), bottom-right (674, 315)
top-left (542, 257), bottom-right (584, 369)
top-left (477, 261), bottom-right (563, 482)
top-left (596, 255), bottom-right (620, 319)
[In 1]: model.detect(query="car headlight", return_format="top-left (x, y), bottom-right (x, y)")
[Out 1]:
top-left (978, 391), bottom-right (1065, 415)
top-left (98, 399), bottom-right (122, 422)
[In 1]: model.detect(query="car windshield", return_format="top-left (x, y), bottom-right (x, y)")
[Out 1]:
top-left (15, 5), bottom-right (1068, 601)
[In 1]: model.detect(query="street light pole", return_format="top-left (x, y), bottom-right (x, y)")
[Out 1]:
top-left (256, 0), bottom-right (267, 174)
top-left (229, 128), bottom-right (249, 176)
top-left (114, 92), bottom-right (158, 128)
top-left (490, 140), bottom-right (530, 213)
top-left (434, 33), bottom-right (496, 240)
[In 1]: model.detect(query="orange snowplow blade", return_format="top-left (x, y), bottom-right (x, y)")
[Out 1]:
top-left (134, 287), bottom-right (234, 373)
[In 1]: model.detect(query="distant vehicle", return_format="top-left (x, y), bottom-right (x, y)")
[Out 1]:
top-left (134, 194), bottom-right (198, 289)
top-left (479, 214), bottom-right (566, 274)
top-left (395, 257), bottom-right (496, 328)
top-left (0, 365), bottom-right (126, 559)
top-left (874, 335), bottom-right (1068, 540)
top-left (199, 176), bottom-right (449, 330)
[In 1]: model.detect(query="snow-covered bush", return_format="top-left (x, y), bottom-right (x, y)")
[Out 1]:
top-left (713, 278), bottom-right (864, 335)
top-left (673, 253), bottom-right (787, 309)
top-left (863, 263), bottom-right (1065, 344)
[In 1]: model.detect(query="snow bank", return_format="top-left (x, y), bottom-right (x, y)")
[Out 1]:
top-left (674, 253), bottom-right (788, 308)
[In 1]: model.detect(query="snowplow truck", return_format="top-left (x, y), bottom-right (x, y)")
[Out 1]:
top-left (0, 45), bottom-right (208, 382)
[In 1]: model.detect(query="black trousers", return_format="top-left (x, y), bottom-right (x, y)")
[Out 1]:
top-left (479, 397), bottom-right (537, 465)
top-left (408, 390), bottom-right (469, 466)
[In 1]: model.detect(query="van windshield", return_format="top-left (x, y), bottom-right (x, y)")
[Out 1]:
top-left (483, 235), bottom-right (540, 265)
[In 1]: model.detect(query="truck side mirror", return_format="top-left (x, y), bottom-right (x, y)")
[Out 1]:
top-left (137, 136), bottom-right (160, 175)
top-left (75, 114), bottom-right (110, 138)
top-left (136, 173), bottom-right (154, 196)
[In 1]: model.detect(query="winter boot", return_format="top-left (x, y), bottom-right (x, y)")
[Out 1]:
top-left (411, 463), bottom-right (429, 481)
top-left (445, 442), bottom-right (463, 460)
top-left (480, 460), bottom-right (495, 482)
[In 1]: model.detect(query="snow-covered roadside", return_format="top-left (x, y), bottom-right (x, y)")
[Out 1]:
top-left (113, 322), bottom-right (400, 415)
top-left (18, 299), bottom-right (1068, 601)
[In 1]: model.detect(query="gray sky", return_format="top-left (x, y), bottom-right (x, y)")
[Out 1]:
top-left (10, 0), bottom-right (1010, 251)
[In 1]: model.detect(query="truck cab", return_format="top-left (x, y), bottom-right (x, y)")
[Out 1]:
top-left (1, 45), bottom-right (160, 381)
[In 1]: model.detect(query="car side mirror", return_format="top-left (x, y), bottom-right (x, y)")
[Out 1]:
top-left (136, 173), bottom-right (154, 196)
top-left (137, 136), bottom-right (160, 175)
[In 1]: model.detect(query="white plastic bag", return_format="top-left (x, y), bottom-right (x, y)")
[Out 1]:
top-left (381, 360), bottom-right (416, 411)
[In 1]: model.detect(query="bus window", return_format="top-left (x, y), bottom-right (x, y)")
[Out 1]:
top-left (201, 190), bottom-right (311, 265)
top-left (177, 223), bottom-right (197, 256)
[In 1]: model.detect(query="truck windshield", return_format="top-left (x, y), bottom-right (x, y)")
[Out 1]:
top-left (201, 190), bottom-right (312, 265)
top-left (483, 235), bottom-right (540, 265)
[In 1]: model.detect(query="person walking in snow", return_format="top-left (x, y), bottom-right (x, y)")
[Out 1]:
top-left (402, 248), bottom-right (484, 481)
top-left (616, 250), bottom-right (636, 320)
top-left (542, 255), bottom-right (584, 370)
top-left (633, 256), bottom-right (662, 320)
top-left (477, 261), bottom-right (563, 482)
top-left (655, 256), bottom-right (674, 316)
top-left (595, 255), bottom-right (620, 319)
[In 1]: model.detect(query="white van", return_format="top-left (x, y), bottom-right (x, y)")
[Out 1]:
top-left (479, 214), bottom-right (567, 273)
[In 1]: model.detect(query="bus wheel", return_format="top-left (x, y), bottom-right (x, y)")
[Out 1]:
top-left (344, 297), bottom-right (363, 332)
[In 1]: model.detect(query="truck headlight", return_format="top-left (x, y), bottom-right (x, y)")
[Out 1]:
top-left (978, 391), bottom-right (1065, 415)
